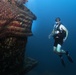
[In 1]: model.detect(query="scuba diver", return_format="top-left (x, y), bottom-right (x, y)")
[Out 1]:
top-left (48, 17), bottom-right (73, 67)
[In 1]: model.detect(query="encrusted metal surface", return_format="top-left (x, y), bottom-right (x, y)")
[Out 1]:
top-left (0, 0), bottom-right (37, 38)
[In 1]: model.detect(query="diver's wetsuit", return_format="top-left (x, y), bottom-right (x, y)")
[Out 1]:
top-left (53, 24), bottom-right (66, 47)
top-left (54, 38), bottom-right (63, 47)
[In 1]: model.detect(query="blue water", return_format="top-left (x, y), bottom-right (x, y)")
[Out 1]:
top-left (25, 0), bottom-right (76, 75)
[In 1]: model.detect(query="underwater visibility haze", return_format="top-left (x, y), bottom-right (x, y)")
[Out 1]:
top-left (26, 0), bottom-right (76, 75)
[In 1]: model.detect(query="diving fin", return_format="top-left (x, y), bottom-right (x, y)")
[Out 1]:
top-left (66, 51), bottom-right (73, 63)
top-left (59, 55), bottom-right (66, 67)
top-left (61, 58), bottom-right (66, 67)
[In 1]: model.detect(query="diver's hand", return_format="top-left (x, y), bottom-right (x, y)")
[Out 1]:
top-left (63, 38), bottom-right (66, 42)
top-left (48, 35), bottom-right (51, 39)
top-left (48, 34), bottom-right (52, 39)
